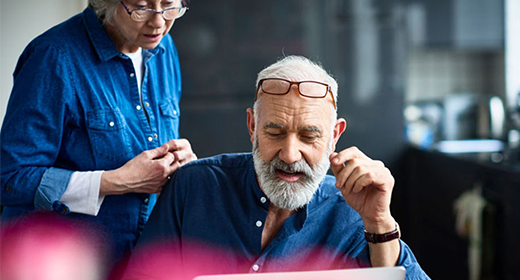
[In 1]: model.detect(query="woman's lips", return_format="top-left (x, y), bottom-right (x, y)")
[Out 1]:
top-left (143, 33), bottom-right (161, 41)
top-left (275, 170), bottom-right (303, 182)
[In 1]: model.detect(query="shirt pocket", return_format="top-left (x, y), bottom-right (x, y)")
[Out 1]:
top-left (159, 99), bottom-right (180, 139)
top-left (87, 109), bottom-right (133, 165)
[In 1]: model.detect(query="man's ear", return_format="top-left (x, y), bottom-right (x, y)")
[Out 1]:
top-left (246, 108), bottom-right (255, 144)
top-left (332, 118), bottom-right (347, 150)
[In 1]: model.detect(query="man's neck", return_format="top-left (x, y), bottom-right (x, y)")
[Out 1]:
top-left (261, 203), bottom-right (295, 250)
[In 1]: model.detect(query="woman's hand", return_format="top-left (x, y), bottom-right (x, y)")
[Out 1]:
top-left (99, 139), bottom-right (196, 196)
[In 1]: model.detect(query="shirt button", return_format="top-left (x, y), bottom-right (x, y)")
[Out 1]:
top-left (260, 197), bottom-right (267, 203)
top-left (136, 105), bottom-right (142, 110)
top-left (255, 220), bottom-right (262, 227)
top-left (173, 109), bottom-right (178, 115)
top-left (145, 102), bottom-right (150, 107)
top-left (154, 133), bottom-right (158, 139)
top-left (252, 264), bottom-right (259, 271)
top-left (130, 73), bottom-right (135, 77)
top-left (144, 198), bottom-right (149, 204)
top-left (109, 121), bottom-right (115, 127)
top-left (148, 136), bottom-right (153, 142)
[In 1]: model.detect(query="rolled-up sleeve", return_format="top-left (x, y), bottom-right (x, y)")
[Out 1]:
top-left (34, 167), bottom-right (74, 212)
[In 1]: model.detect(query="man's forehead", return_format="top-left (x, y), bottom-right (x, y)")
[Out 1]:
top-left (257, 95), bottom-right (332, 130)
top-left (259, 92), bottom-right (331, 112)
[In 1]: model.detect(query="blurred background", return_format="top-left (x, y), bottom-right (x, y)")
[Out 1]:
top-left (1, 0), bottom-right (519, 279)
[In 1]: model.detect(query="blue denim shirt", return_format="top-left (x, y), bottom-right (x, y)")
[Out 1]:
top-left (130, 153), bottom-right (430, 280)
top-left (0, 8), bottom-right (182, 263)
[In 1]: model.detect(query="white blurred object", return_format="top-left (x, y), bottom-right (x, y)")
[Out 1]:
top-left (434, 139), bottom-right (504, 153)
top-left (508, 129), bottom-right (520, 149)
top-left (489, 96), bottom-right (506, 139)
top-left (453, 184), bottom-right (487, 280)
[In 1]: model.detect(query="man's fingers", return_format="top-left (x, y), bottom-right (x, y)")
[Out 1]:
top-left (331, 146), bottom-right (370, 166)
top-left (351, 174), bottom-right (374, 193)
top-left (344, 163), bottom-right (370, 192)
top-left (332, 157), bottom-right (353, 188)
top-left (332, 154), bottom-right (383, 194)
top-left (329, 152), bottom-right (344, 176)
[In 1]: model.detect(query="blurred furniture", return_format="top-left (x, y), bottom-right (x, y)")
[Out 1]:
top-left (401, 146), bottom-right (520, 280)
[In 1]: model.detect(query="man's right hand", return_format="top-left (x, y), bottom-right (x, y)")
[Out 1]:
top-left (99, 141), bottom-right (181, 196)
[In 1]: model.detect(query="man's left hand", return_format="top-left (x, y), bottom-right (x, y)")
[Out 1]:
top-left (329, 146), bottom-right (395, 233)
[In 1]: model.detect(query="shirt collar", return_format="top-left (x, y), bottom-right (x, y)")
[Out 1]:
top-left (82, 7), bottom-right (165, 62)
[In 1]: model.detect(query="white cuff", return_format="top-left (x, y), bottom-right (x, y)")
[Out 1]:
top-left (59, 171), bottom-right (105, 216)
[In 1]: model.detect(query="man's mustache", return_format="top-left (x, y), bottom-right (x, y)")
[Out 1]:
top-left (269, 156), bottom-right (313, 177)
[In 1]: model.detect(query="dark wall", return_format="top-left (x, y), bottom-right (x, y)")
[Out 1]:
top-left (172, 0), bottom-right (408, 171)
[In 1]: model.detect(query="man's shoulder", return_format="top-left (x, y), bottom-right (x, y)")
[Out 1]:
top-left (170, 153), bottom-right (255, 197)
top-left (177, 153), bottom-right (253, 177)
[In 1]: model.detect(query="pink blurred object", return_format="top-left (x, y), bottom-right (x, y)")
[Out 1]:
top-left (1, 212), bottom-right (104, 280)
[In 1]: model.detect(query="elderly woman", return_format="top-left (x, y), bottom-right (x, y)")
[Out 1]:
top-left (0, 0), bottom-right (195, 267)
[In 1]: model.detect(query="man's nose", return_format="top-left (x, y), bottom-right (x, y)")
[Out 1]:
top-left (278, 135), bottom-right (303, 164)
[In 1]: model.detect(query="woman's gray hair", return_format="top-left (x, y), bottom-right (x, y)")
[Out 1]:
top-left (254, 55), bottom-right (339, 121)
top-left (88, 0), bottom-right (121, 25)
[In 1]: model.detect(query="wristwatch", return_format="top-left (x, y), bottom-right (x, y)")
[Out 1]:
top-left (364, 222), bottom-right (401, 244)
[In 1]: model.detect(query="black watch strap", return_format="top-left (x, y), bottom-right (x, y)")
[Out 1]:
top-left (364, 223), bottom-right (400, 244)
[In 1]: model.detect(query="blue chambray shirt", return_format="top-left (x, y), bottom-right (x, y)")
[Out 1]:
top-left (131, 153), bottom-right (431, 280)
top-left (1, 8), bottom-right (182, 263)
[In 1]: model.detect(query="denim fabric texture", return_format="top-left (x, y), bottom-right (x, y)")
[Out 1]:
top-left (134, 153), bottom-right (430, 280)
top-left (0, 7), bottom-right (182, 263)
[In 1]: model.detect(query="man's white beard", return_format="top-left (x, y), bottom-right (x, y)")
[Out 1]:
top-left (252, 139), bottom-right (332, 210)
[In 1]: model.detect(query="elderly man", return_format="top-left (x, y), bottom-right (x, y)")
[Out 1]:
top-left (123, 56), bottom-right (430, 280)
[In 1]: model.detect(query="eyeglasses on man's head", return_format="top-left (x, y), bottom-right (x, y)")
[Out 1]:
top-left (255, 78), bottom-right (336, 109)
